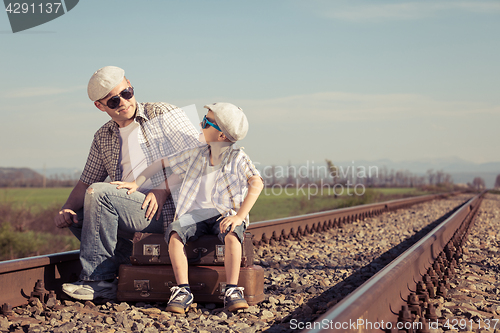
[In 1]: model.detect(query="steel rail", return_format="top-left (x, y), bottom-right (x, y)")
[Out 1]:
top-left (0, 250), bottom-right (81, 310)
top-left (0, 191), bottom-right (460, 311)
top-left (304, 192), bottom-right (484, 333)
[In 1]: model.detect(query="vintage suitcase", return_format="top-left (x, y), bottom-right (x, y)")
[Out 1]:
top-left (130, 232), bottom-right (254, 267)
top-left (116, 264), bottom-right (265, 305)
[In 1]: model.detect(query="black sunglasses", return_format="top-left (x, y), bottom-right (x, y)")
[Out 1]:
top-left (102, 86), bottom-right (134, 109)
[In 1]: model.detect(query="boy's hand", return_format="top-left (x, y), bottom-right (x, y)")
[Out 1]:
top-left (110, 181), bottom-right (139, 195)
top-left (219, 215), bottom-right (244, 233)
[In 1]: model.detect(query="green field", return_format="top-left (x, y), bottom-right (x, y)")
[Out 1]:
top-left (0, 186), bottom-right (431, 222)
top-left (0, 187), bottom-right (76, 261)
top-left (0, 187), bottom-right (72, 214)
top-left (0, 186), bottom-right (440, 260)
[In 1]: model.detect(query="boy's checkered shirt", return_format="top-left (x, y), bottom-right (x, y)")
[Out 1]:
top-left (169, 144), bottom-right (261, 227)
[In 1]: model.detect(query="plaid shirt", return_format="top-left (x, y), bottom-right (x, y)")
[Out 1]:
top-left (80, 102), bottom-right (199, 225)
top-left (169, 144), bottom-right (261, 227)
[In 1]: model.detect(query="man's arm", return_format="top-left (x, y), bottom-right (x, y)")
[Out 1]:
top-left (54, 180), bottom-right (89, 228)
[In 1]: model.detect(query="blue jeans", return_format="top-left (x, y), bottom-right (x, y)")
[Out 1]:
top-left (70, 182), bottom-right (164, 281)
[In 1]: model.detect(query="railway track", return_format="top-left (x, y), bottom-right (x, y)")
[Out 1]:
top-left (0, 192), bottom-right (454, 310)
top-left (305, 191), bottom-right (485, 333)
top-left (0, 191), bottom-right (479, 332)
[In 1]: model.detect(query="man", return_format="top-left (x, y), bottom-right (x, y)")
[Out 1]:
top-left (54, 66), bottom-right (199, 300)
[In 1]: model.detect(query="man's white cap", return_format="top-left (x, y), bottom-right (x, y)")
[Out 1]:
top-left (204, 102), bottom-right (249, 142)
top-left (87, 66), bottom-right (125, 101)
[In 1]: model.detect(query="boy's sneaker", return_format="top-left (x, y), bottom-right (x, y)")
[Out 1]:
top-left (62, 279), bottom-right (117, 301)
top-left (224, 287), bottom-right (249, 312)
top-left (165, 286), bottom-right (194, 314)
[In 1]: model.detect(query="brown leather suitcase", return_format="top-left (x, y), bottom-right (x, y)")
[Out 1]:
top-left (130, 232), bottom-right (254, 267)
top-left (116, 264), bottom-right (265, 305)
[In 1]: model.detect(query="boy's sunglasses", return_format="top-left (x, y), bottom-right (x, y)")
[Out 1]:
top-left (201, 115), bottom-right (222, 132)
top-left (102, 86), bottom-right (134, 109)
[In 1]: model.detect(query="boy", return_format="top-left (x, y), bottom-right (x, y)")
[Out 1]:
top-left (113, 102), bottom-right (264, 313)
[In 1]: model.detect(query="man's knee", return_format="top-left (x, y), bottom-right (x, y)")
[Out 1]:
top-left (85, 182), bottom-right (115, 200)
top-left (87, 182), bottom-right (112, 194)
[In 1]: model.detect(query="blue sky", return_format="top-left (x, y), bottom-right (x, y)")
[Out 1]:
top-left (1, 0), bottom-right (499, 171)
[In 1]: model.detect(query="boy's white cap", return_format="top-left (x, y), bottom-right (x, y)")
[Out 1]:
top-left (87, 66), bottom-right (125, 101)
top-left (204, 102), bottom-right (248, 142)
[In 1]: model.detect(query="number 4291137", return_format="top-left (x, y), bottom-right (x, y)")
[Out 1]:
top-left (5, 2), bottom-right (62, 14)
top-left (444, 318), bottom-right (499, 330)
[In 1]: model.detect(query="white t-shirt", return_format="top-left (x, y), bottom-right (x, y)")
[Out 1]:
top-left (188, 159), bottom-right (220, 211)
top-left (119, 121), bottom-right (153, 193)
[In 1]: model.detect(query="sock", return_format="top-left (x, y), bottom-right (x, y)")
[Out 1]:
top-left (178, 284), bottom-right (191, 293)
top-left (226, 284), bottom-right (237, 290)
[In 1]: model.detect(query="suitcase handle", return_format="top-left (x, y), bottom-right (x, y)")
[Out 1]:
top-left (166, 281), bottom-right (206, 291)
top-left (188, 247), bottom-right (207, 264)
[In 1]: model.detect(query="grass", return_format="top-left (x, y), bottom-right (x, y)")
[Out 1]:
top-left (0, 185), bottom-right (446, 260)
top-left (0, 223), bottom-right (79, 260)
top-left (0, 188), bottom-right (72, 214)
top-left (0, 187), bottom-right (78, 261)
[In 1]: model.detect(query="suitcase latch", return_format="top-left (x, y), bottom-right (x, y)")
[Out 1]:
top-left (134, 280), bottom-right (150, 297)
top-left (215, 245), bottom-right (225, 263)
top-left (143, 244), bottom-right (160, 262)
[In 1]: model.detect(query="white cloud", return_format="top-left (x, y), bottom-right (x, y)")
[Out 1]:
top-left (231, 91), bottom-right (498, 123)
top-left (311, 1), bottom-right (500, 22)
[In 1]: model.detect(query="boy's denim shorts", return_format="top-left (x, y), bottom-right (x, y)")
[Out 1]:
top-left (165, 208), bottom-right (246, 246)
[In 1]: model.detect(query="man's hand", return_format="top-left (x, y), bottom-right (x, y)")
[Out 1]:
top-left (110, 180), bottom-right (139, 194)
top-left (142, 189), bottom-right (169, 220)
top-left (54, 209), bottom-right (78, 228)
top-left (219, 215), bottom-right (244, 234)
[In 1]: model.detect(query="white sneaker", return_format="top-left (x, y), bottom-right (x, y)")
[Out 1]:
top-left (62, 279), bottom-right (117, 301)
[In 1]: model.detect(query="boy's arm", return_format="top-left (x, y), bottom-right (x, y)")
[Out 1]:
top-left (219, 175), bottom-right (264, 233)
top-left (135, 157), bottom-right (171, 188)
top-left (111, 156), bottom-right (170, 192)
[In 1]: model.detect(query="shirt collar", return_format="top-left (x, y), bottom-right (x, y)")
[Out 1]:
top-left (208, 142), bottom-right (237, 166)
top-left (135, 102), bottom-right (148, 121)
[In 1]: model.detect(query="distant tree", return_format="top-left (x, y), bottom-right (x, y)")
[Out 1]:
top-left (495, 174), bottom-right (500, 189)
top-left (435, 170), bottom-right (444, 185)
top-left (286, 161), bottom-right (295, 186)
top-left (325, 159), bottom-right (338, 185)
top-left (472, 177), bottom-right (486, 190)
top-left (427, 169), bottom-right (435, 185)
